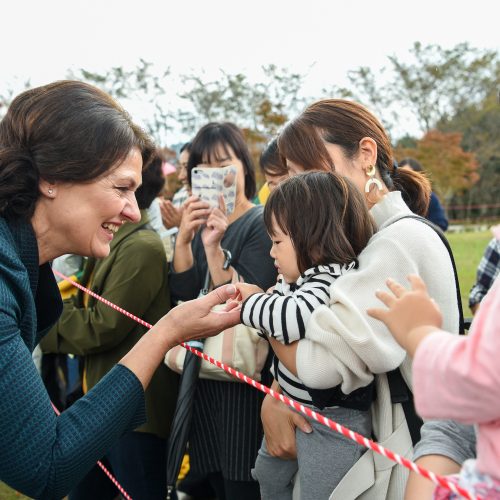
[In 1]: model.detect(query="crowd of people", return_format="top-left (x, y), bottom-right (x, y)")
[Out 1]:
top-left (0, 80), bottom-right (498, 500)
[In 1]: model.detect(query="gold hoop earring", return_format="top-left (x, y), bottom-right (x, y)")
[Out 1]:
top-left (364, 165), bottom-right (383, 193)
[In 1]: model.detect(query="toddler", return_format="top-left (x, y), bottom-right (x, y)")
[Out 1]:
top-left (236, 171), bottom-right (376, 499)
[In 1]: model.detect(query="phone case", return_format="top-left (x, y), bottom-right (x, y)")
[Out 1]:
top-left (191, 165), bottom-right (237, 215)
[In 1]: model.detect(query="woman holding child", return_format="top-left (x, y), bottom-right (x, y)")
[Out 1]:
top-left (255, 99), bottom-right (460, 499)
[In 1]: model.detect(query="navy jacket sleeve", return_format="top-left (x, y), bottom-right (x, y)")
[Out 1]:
top-left (427, 192), bottom-right (449, 231)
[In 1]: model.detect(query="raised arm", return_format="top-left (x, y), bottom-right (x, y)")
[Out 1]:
top-left (241, 276), bottom-right (331, 344)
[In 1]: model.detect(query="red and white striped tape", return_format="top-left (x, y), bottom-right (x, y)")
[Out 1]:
top-left (53, 270), bottom-right (481, 500)
top-left (50, 403), bottom-right (132, 500)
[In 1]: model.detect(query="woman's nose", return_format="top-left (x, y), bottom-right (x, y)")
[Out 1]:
top-left (123, 195), bottom-right (141, 223)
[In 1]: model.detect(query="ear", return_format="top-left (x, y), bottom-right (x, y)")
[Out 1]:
top-left (358, 137), bottom-right (378, 168)
top-left (39, 179), bottom-right (57, 198)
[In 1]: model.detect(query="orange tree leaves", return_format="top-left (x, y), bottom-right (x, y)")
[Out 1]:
top-left (395, 130), bottom-right (479, 201)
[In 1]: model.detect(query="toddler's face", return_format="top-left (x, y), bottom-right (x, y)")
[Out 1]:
top-left (269, 217), bottom-right (300, 284)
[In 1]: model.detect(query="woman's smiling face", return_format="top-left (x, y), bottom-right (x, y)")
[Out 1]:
top-left (44, 148), bottom-right (143, 259)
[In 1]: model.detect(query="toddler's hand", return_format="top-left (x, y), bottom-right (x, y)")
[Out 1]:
top-left (367, 274), bottom-right (443, 352)
top-left (235, 283), bottom-right (264, 302)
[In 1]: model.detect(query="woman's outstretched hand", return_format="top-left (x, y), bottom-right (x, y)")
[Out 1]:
top-left (367, 274), bottom-right (443, 357)
top-left (120, 285), bottom-right (241, 390)
top-left (154, 284), bottom-right (241, 349)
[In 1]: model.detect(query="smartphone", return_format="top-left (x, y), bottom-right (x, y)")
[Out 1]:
top-left (191, 165), bottom-right (237, 215)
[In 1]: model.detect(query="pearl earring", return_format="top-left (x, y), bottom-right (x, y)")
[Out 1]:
top-left (48, 188), bottom-right (54, 195)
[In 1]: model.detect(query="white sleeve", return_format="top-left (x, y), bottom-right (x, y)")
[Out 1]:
top-left (296, 220), bottom-right (459, 394)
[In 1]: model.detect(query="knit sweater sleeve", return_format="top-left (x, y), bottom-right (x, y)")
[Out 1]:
top-left (0, 327), bottom-right (145, 499)
top-left (241, 274), bottom-right (332, 344)
top-left (295, 218), bottom-right (459, 394)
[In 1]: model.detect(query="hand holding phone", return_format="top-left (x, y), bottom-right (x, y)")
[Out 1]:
top-left (191, 165), bottom-right (237, 215)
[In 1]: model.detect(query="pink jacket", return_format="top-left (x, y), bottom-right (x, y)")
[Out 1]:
top-left (413, 277), bottom-right (500, 480)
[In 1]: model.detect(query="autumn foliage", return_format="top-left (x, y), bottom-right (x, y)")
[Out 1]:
top-left (394, 130), bottom-right (479, 201)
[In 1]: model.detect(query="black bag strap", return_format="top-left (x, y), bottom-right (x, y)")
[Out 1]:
top-left (394, 215), bottom-right (465, 334)
top-left (386, 214), bottom-right (465, 446)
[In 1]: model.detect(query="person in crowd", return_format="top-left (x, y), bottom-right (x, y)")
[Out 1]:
top-left (399, 157), bottom-right (449, 231)
top-left (261, 99), bottom-right (459, 499)
top-left (40, 156), bottom-right (180, 500)
top-left (0, 80), bottom-right (241, 500)
top-left (235, 171), bottom-right (376, 499)
top-left (169, 122), bottom-right (277, 500)
top-left (144, 150), bottom-right (169, 235)
top-left (469, 233), bottom-right (500, 314)
top-left (368, 274), bottom-right (500, 499)
top-left (159, 142), bottom-right (192, 261)
top-left (257, 137), bottom-right (289, 203)
top-left (160, 141), bottom-right (191, 229)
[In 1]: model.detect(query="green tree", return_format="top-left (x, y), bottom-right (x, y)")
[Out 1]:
top-left (438, 91), bottom-right (500, 219)
top-left (327, 42), bottom-right (500, 135)
top-left (175, 65), bottom-right (307, 139)
top-left (70, 60), bottom-right (171, 145)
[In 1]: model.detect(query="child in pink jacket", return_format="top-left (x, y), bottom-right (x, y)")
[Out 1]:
top-left (368, 274), bottom-right (500, 499)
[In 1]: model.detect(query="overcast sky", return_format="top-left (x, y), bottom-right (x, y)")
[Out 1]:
top-left (1, 0), bottom-right (499, 144)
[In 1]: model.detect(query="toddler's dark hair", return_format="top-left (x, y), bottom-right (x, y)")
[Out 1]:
top-left (264, 171), bottom-right (375, 273)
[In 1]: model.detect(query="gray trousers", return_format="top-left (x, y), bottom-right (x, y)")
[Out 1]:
top-left (252, 406), bottom-right (372, 500)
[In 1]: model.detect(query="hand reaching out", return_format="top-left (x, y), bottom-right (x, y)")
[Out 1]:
top-left (234, 282), bottom-right (265, 302)
top-left (367, 274), bottom-right (443, 355)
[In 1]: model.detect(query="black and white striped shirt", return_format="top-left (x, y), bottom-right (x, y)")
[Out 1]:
top-left (240, 262), bottom-right (356, 405)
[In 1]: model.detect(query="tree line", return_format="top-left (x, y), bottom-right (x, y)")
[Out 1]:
top-left (1, 42), bottom-right (498, 220)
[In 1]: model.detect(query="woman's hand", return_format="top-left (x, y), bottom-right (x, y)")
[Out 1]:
top-left (120, 284), bottom-right (240, 390)
top-left (367, 274), bottom-right (443, 356)
top-left (201, 195), bottom-right (228, 250)
top-left (159, 199), bottom-right (183, 229)
top-left (234, 283), bottom-right (264, 302)
top-left (177, 196), bottom-right (211, 246)
top-left (153, 284), bottom-right (241, 348)
top-left (261, 382), bottom-right (312, 459)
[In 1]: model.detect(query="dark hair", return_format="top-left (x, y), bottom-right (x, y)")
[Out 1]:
top-left (399, 157), bottom-right (423, 172)
top-left (264, 171), bottom-right (375, 274)
top-left (180, 141), bottom-right (191, 154)
top-left (0, 80), bottom-right (155, 220)
top-left (278, 99), bottom-right (431, 216)
top-left (187, 122), bottom-right (256, 200)
top-left (135, 151), bottom-right (165, 209)
top-left (259, 137), bottom-right (288, 177)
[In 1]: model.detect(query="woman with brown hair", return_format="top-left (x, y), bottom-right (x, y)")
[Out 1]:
top-left (260, 99), bottom-right (460, 499)
top-left (0, 81), bottom-right (240, 499)
top-left (235, 171), bottom-right (376, 500)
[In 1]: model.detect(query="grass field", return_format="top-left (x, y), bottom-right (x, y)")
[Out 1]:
top-left (447, 229), bottom-right (493, 315)
top-left (0, 481), bottom-right (30, 500)
top-left (0, 229), bottom-right (495, 499)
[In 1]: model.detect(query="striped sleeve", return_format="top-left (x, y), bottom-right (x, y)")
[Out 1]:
top-left (240, 273), bottom-right (334, 344)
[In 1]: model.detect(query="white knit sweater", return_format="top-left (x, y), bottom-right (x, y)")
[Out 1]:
top-left (296, 191), bottom-right (459, 395)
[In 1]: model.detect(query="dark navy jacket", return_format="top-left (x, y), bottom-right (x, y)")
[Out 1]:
top-left (0, 217), bottom-right (145, 499)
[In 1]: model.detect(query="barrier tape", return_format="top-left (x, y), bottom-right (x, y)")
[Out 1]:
top-left (53, 270), bottom-right (481, 500)
top-left (50, 403), bottom-right (132, 500)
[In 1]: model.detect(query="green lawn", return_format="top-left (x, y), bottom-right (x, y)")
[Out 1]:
top-left (0, 229), bottom-right (494, 499)
top-left (447, 229), bottom-right (493, 315)
top-left (0, 481), bottom-right (30, 499)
